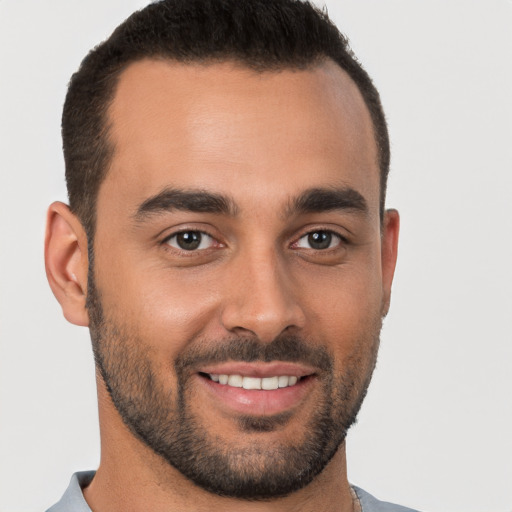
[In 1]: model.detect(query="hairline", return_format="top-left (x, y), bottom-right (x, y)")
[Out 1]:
top-left (82, 54), bottom-right (384, 241)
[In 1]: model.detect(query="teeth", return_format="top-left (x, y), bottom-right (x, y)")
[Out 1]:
top-left (227, 375), bottom-right (243, 387)
top-left (278, 375), bottom-right (289, 388)
top-left (209, 374), bottom-right (300, 389)
top-left (243, 376), bottom-right (261, 390)
top-left (261, 376), bottom-right (279, 390)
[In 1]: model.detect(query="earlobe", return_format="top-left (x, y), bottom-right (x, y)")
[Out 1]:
top-left (45, 201), bottom-right (90, 326)
top-left (381, 209), bottom-right (400, 317)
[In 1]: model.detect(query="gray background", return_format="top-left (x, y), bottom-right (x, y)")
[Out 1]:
top-left (1, 1), bottom-right (511, 511)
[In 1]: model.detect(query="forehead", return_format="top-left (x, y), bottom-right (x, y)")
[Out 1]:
top-left (101, 58), bottom-right (379, 219)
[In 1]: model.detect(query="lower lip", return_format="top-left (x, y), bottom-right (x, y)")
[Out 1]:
top-left (197, 374), bottom-right (315, 416)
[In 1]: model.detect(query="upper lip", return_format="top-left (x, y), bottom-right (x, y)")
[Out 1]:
top-left (198, 361), bottom-right (316, 378)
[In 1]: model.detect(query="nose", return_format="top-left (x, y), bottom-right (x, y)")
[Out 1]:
top-left (220, 249), bottom-right (306, 343)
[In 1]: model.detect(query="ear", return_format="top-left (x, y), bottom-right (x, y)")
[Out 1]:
top-left (45, 201), bottom-right (90, 326)
top-left (380, 208), bottom-right (400, 317)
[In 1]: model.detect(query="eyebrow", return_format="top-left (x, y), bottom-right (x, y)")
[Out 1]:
top-left (286, 187), bottom-right (368, 217)
top-left (134, 188), bottom-right (238, 221)
top-left (133, 185), bottom-right (367, 222)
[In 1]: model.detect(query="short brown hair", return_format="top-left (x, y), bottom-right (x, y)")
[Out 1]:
top-left (62, 0), bottom-right (389, 237)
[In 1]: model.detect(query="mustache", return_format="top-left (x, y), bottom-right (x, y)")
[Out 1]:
top-left (175, 334), bottom-right (333, 374)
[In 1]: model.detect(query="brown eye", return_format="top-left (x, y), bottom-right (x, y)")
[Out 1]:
top-left (296, 230), bottom-right (341, 250)
top-left (166, 231), bottom-right (215, 251)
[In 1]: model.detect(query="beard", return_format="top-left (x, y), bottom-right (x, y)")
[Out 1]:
top-left (86, 267), bottom-right (381, 500)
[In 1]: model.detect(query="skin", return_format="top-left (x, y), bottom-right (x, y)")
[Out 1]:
top-left (45, 58), bottom-right (399, 512)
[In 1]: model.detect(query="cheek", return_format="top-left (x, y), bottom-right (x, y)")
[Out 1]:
top-left (140, 285), bottom-right (221, 347)
top-left (94, 252), bottom-right (223, 354)
top-left (295, 259), bottom-right (383, 355)
top-left (300, 261), bottom-right (383, 319)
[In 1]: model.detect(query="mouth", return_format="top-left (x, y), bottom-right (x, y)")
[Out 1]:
top-left (200, 373), bottom-right (305, 390)
top-left (195, 362), bottom-right (317, 416)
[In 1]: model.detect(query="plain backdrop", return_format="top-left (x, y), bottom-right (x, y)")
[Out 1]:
top-left (1, 1), bottom-right (511, 511)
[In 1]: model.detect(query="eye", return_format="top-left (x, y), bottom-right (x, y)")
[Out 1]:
top-left (295, 230), bottom-right (342, 250)
top-left (165, 231), bottom-right (216, 251)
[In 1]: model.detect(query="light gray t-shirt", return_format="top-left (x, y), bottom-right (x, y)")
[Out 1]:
top-left (46, 471), bottom-right (420, 512)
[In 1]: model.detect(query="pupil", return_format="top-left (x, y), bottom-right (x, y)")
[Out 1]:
top-left (177, 232), bottom-right (201, 250)
top-left (308, 231), bottom-right (331, 250)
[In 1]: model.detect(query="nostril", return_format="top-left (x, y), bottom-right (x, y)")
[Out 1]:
top-left (219, 263), bottom-right (306, 341)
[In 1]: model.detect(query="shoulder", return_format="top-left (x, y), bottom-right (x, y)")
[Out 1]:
top-left (45, 471), bottom-right (95, 512)
top-left (353, 486), bottom-right (422, 512)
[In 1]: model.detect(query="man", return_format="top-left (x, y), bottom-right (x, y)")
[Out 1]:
top-left (44, 0), bottom-right (410, 510)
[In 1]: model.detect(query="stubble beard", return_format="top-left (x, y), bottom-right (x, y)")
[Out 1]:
top-left (86, 268), bottom-right (381, 500)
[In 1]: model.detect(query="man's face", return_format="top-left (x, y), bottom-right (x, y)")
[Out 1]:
top-left (88, 59), bottom-right (397, 499)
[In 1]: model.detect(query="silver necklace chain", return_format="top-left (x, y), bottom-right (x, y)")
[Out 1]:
top-left (350, 486), bottom-right (362, 512)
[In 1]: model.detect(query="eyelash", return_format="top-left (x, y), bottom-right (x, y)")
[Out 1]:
top-left (293, 230), bottom-right (347, 251)
top-left (161, 228), bottom-right (348, 253)
top-left (162, 229), bottom-right (220, 252)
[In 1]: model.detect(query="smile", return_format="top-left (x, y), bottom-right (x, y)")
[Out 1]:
top-left (195, 362), bottom-right (317, 415)
top-left (206, 374), bottom-right (300, 390)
